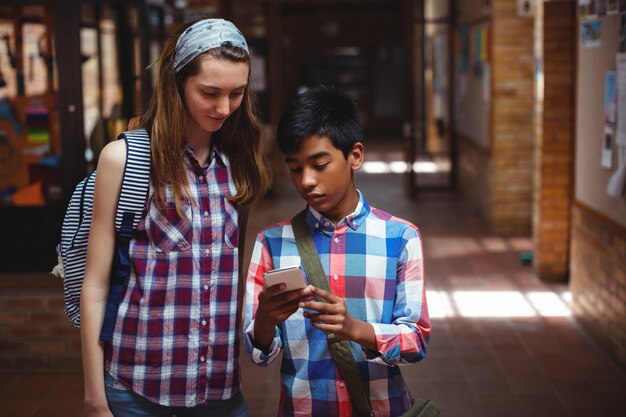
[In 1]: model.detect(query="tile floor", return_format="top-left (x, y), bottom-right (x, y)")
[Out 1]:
top-left (1, 144), bottom-right (626, 417)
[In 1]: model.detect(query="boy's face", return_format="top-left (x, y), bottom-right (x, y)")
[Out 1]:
top-left (285, 135), bottom-right (363, 224)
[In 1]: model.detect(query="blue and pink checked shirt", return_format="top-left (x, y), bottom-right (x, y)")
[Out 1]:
top-left (244, 192), bottom-right (431, 417)
top-left (105, 144), bottom-right (242, 407)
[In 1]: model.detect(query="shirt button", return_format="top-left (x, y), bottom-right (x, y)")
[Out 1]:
top-left (334, 237), bottom-right (339, 244)
top-left (201, 319), bottom-right (207, 326)
top-left (205, 248), bottom-right (210, 255)
top-left (339, 382), bottom-right (345, 388)
top-left (198, 176), bottom-right (204, 182)
top-left (200, 356), bottom-right (205, 362)
top-left (333, 274), bottom-right (338, 281)
top-left (315, 223), bottom-right (319, 229)
top-left (204, 210), bottom-right (209, 217)
top-left (204, 284), bottom-right (209, 290)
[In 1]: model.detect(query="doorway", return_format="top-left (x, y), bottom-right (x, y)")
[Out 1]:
top-left (276, 0), bottom-right (408, 140)
top-left (410, 0), bottom-right (454, 192)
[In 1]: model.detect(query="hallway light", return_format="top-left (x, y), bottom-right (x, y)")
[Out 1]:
top-left (413, 161), bottom-right (440, 173)
top-left (361, 160), bottom-right (451, 174)
top-left (362, 161), bottom-right (389, 174)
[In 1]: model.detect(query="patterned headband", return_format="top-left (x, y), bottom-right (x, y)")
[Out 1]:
top-left (173, 18), bottom-right (249, 73)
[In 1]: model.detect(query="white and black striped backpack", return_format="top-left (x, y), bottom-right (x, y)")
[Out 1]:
top-left (51, 129), bottom-right (151, 341)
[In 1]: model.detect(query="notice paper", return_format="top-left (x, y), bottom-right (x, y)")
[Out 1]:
top-left (607, 53), bottom-right (626, 197)
top-left (603, 71), bottom-right (617, 169)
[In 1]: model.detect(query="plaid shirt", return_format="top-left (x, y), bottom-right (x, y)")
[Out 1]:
top-left (244, 193), bottom-right (431, 417)
top-left (105, 145), bottom-right (241, 407)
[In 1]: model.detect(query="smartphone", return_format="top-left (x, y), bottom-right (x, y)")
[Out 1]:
top-left (263, 265), bottom-right (307, 294)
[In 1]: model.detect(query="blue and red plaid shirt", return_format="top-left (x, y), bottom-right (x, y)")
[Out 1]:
top-left (105, 144), bottom-right (242, 407)
top-left (244, 192), bottom-right (431, 417)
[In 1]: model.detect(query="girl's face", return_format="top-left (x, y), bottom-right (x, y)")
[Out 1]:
top-left (183, 54), bottom-right (249, 137)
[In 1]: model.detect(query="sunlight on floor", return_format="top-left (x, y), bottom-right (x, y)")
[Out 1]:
top-left (425, 237), bottom-right (533, 258)
top-left (427, 290), bottom-right (572, 318)
top-left (362, 160), bottom-right (451, 174)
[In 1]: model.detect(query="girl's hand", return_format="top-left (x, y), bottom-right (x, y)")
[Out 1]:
top-left (84, 398), bottom-right (114, 417)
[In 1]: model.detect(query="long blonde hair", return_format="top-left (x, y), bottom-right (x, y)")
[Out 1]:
top-left (138, 20), bottom-right (269, 216)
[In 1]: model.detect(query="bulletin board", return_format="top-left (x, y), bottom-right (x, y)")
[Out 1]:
top-left (453, 11), bottom-right (491, 150)
top-left (576, 13), bottom-right (626, 228)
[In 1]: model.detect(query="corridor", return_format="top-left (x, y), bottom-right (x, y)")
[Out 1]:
top-left (0, 1), bottom-right (625, 416)
top-left (1, 141), bottom-right (625, 417)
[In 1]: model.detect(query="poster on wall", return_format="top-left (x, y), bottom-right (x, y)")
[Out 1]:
top-left (603, 127), bottom-right (614, 168)
top-left (483, 63), bottom-right (491, 105)
top-left (604, 71), bottom-right (617, 126)
top-left (616, 54), bottom-right (626, 147)
top-left (581, 20), bottom-right (602, 48)
top-left (470, 27), bottom-right (489, 77)
top-left (615, 52), bottom-right (626, 146)
top-left (607, 53), bottom-right (626, 197)
top-left (517, 0), bottom-right (534, 17)
top-left (602, 71), bottom-right (617, 169)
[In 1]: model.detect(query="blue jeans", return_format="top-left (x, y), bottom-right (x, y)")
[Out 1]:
top-left (104, 373), bottom-right (250, 417)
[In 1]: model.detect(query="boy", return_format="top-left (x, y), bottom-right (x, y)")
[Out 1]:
top-left (243, 86), bottom-right (431, 417)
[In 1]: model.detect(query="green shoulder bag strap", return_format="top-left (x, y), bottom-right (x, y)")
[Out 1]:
top-left (292, 209), bottom-right (373, 417)
top-left (292, 209), bottom-right (442, 417)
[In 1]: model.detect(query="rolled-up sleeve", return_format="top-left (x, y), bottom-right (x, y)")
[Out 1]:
top-left (364, 228), bottom-right (431, 366)
top-left (243, 235), bottom-right (284, 366)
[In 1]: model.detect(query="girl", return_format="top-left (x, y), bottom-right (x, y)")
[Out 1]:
top-left (80, 18), bottom-right (269, 417)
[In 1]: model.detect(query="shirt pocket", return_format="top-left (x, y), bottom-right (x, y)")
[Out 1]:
top-left (147, 201), bottom-right (192, 253)
top-left (223, 198), bottom-right (238, 249)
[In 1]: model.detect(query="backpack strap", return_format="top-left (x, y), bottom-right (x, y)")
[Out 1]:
top-left (100, 128), bottom-right (151, 341)
top-left (291, 209), bottom-right (374, 417)
top-left (115, 129), bottom-right (151, 232)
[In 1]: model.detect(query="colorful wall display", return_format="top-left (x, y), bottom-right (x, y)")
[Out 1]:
top-left (25, 101), bottom-right (49, 144)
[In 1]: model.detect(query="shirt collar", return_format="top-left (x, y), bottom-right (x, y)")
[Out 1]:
top-left (182, 142), bottom-right (230, 174)
top-left (305, 190), bottom-right (369, 233)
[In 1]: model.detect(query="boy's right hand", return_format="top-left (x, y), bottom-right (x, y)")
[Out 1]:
top-left (257, 284), bottom-right (313, 327)
top-left (253, 284), bottom-right (313, 353)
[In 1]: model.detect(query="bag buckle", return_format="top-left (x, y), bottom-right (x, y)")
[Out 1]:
top-left (326, 332), bottom-right (342, 344)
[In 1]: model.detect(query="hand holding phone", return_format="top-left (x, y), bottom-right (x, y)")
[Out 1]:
top-left (263, 265), bottom-right (307, 295)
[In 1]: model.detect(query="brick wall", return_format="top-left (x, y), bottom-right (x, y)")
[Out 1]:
top-left (570, 205), bottom-right (626, 369)
top-left (458, 135), bottom-right (492, 224)
top-left (0, 274), bottom-right (82, 371)
top-left (456, 0), bottom-right (535, 235)
top-left (490, 0), bottom-right (535, 234)
top-left (532, 0), bottom-right (575, 281)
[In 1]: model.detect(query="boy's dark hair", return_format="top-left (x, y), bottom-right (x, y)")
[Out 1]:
top-left (276, 85), bottom-right (363, 158)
